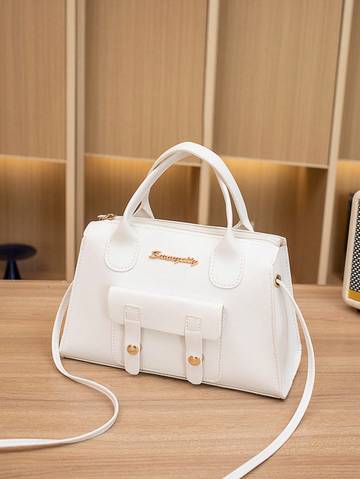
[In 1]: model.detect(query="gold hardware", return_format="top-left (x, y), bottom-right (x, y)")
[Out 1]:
top-left (97, 213), bottom-right (115, 221)
top-left (149, 250), bottom-right (199, 266)
top-left (274, 274), bottom-right (282, 288)
top-left (188, 355), bottom-right (202, 366)
top-left (127, 344), bottom-right (140, 355)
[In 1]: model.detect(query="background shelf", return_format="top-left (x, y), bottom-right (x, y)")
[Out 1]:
top-left (326, 0), bottom-right (360, 284)
top-left (213, 0), bottom-right (342, 167)
top-left (0, 157), bottom-right (65, 279)
top-left (340, 0), bottom-right (360, 162)
top-left (209, 159), bottom-right (327, 283)
top-left (85, 0), bottom-right (207, 159)
top-left (0, 0), bottom-right (65, 160)
top-left (0, 0), bottom-right (359, 284)
top-left (0, 0), bottom-right (67, 280)
top-left (327, 162), bottom-right (360, 284)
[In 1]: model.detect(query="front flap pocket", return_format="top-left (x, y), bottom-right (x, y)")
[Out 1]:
top-left (108, 287), bottom-right (223, 384)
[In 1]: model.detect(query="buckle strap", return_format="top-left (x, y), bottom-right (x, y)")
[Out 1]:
top-left (123, 305), bottom-right (141, 375)
top-left (185, 316), bottom-right (203, 385)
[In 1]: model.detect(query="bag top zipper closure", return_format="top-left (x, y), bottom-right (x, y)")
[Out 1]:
top-left (96, 213), bottom-right (284, 246)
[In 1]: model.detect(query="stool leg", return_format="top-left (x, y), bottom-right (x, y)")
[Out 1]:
top-left (4, 259), bottom-right (21, 280)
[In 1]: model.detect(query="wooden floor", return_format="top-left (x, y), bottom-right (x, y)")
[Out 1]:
top-left (0, 281), bottom-right (359, 478)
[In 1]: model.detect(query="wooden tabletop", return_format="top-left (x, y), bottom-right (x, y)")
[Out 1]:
top-left (0, 282), bottom-right (359, 478)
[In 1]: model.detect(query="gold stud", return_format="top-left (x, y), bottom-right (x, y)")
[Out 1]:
top-left (127, 344), bottom-right (140, 355)
top-left (188, 355), bottom-right (202, 366)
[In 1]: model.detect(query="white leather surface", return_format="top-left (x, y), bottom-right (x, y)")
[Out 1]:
top-left (60, 141), bottom-right (301, 398)
top-left (60, 216), bottom-right (300, 398)
top-left (108, 286), bottom-right (223, 339)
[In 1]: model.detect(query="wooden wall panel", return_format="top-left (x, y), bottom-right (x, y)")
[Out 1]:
top-left (208, 159), bottom-right (326, 283)
top-left (85, 0), bottom-right (207, 158)
top-left (328, 162), bottom-right (360, 283)
top-left (0, 0), bottom-right (66, 159)
top-left (85, 156), bottom-right (199, 226)
top-left (340, 0), bottom-right (360, 160)
top-left (214, 0), bottom-right (343, 166)
top-left (0, 158), bottom-right (65, 279)
top-left (293, 167), bottom-right (328, 283)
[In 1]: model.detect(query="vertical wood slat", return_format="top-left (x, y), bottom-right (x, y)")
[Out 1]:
top-left (198, 0), bottom-right (220, 225)
top-left (66, 0), bottom-right (76, 280)
top-left (85, 0), bottom-right (207, 158)
top-left (213, 0), bottom-right (343, 166)
top-left (76, 0), bottom-right (86, 251)
top-left (340, 0), bottom-right (360, 160)
top-left (0, 0), bottom-right (65, 159)
top-left (318, 0), bottom-right (354, 284)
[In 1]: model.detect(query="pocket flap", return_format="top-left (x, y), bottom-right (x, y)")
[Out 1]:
top-left (108, 287), bottom-right (223, 340)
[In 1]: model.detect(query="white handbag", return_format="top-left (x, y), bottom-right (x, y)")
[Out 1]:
top-left (0, 142), bottom-right (315, 478)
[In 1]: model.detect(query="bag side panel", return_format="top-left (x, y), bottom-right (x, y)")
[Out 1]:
top-left (272, 244), bottom-right (302, 398)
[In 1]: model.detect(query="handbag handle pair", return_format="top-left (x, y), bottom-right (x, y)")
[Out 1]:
top-left (106, 143), bottom-right (253, 286)
top-left (129, 142), bottom-right (254, 231)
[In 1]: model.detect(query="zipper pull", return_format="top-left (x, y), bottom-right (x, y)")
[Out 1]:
top-left (97, 213), bottom-right (116, 221)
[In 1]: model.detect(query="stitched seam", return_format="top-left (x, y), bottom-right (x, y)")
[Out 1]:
top-left (185, 315), bottom-right (201, 332)
top-left (270, 254), bottom-right (282, 395)
top-left (276, 246), bottom-right (301, 395)
top-left (124, 305), bottom-right (141, 374)
top-left (204, 308), bottom-right (224, 383)
top-left (185, 316), bottom-right (203, 382)
top-left (105, 237), bottom-right (140, 272)
top-left (62, 353), bottom-right (283, 397)
top-left (209, 253), bottom-right (245, 288)
top-left (283, 246), bottom-right (302, 355)
top-left (112, 313), bottom-right (222, 383)
top-left (281, 246), bottom-right (302, 397)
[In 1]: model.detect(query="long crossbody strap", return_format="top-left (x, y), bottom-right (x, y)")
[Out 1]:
top-left (0, 283), bottom-right (119, 449)
top-left (223, 279), bottom-right (315, 478)
top-left (0, 280), bottom-right (315, 479)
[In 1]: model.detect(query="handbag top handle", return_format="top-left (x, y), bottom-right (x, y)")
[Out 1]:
top-left (128, 142), bottom-right (253, 231)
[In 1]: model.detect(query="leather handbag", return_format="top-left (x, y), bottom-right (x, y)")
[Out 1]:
top-left (0, 142), bottom-right (315, 478)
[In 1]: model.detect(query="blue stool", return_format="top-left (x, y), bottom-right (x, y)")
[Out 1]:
top-left (0, 244), bottom-right (36, 279)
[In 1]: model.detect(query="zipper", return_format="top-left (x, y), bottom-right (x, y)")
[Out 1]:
top-left (95, 214), bottom-right (284, 246)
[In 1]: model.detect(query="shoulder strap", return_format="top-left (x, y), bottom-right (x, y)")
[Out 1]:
top-left (223, 279), bottom-right (315, 477)
top-left (0, 280), bottom-right (315, 479)
top-left (0, 283), bottom-right (119, 449)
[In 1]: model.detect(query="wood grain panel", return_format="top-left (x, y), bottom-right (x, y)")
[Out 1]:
top-left (85, 156), bottom-right (199, 227)
top-left (208, 159), bottom-right (327, 283)
top-left (340, 0), bottom-right (360, 160)
top-left (0, 157), bottom-right (65, 279)
top-left (293, 167), bottom-right (328, 283)
top-left (214, 0), bottom-right (343, 166)
top-left (0, 0), bottom-right (66, 159)
top-left (328, 161), bottom-right (360, 284)
top-left (85, 0), bottom-right (207, 158)
top-left (1, 282), bottom-right (360, 478)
